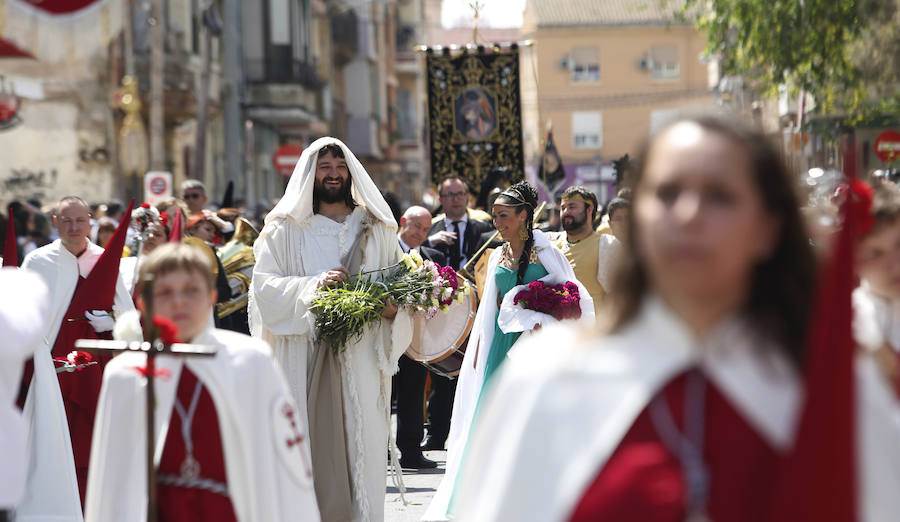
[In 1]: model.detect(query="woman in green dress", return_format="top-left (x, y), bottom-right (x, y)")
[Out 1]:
top-left (424, 182), bottom-right (595, 521)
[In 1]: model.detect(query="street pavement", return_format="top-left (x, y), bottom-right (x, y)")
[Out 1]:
top-left (385, 449), bottom-right (445, 521)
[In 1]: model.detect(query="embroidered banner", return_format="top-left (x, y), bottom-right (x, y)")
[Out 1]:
top-left (425, 45), bottom-right (524, 200)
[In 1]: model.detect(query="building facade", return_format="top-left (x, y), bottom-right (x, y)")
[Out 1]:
top-left (521, 0), bottom-right (717, 201)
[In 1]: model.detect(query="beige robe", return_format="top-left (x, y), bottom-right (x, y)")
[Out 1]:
top-left (250, 206), bottom-right (412, 522)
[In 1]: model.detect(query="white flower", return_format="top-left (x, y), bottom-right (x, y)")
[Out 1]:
top-left (113, 310), bottom-right (144, 343)
top-left (409, 250), bottom-right (424, 268)
top-left (402, 253), bottom-right (416, 271)
top-left (442, 287), bottom-right (453, 300)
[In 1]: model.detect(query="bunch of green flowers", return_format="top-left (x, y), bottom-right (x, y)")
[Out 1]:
top-left (313, 276), bottom-right (388, 354)
top-left (312, 250), bottom-right (471, 354)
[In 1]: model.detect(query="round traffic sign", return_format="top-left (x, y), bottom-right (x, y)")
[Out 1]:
top-left (874, 130), bottom-right (900, 163)
top-left (149, 175), bottom-right (167, 195)
top-left (273, 144), bottom-right (304, 177)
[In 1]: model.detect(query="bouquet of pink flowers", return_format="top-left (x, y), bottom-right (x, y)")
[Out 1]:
top-left (512, 280), bottom-right (582, 321)
top-left (389, 252), bottom-right (470, 319)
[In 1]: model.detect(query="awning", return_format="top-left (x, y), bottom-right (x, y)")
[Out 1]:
top-left (2, 0), bottom-right (123, 62)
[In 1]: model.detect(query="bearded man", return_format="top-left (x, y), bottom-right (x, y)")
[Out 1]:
top-left (250, 138), bottom-right (413, 522)
top-left (551, 186), bottom-right (621, 315)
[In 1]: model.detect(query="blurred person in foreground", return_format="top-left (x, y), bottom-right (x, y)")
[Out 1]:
top-left (452, 116), bottom-right (900, 521)
top-left (1, 269), bottom-right (49, 522)
top-left (85, 243), bottom-right (319, 522)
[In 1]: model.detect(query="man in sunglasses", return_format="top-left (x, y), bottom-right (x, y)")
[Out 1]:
top-left (181, 180), bottom-right (209, 217)
top-left (181, 180), bottom-right (234, 239)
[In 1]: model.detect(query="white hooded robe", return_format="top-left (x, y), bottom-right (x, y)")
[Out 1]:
top-left (249, 137), bottom-right (413, 522)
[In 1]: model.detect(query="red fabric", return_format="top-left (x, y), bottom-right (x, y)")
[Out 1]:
top-left (569, 371), bottom-right (781, 522)
top-left (168, 210), bottom-right (183, 242)
top-left (13, 0), bottom-right (102, 15)
top-left (770, 136), bottom-right (859, 522)
top-left (53, 275), bottom-right (114, 503)
top-left (3, 205), bottom-right (16, 266)
top-left (0, 37), bottom-right (33, 59)
top-left (157, 367), bottom-right (238, 522)
top-left (47, 201), bottom-right (133, 502)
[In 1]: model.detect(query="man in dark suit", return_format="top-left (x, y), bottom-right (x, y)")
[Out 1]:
top-left (423, 175), bottom-right (494, 450)
top-left (395, 206), bottom-right (447, 468)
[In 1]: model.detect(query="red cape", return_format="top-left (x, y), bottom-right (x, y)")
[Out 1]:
top-left (52, 200), bottom-right (133, 503)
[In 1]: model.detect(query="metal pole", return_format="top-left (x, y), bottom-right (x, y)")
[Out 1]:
top-left (193, 14), bottom-right (213, 180)
top-left (149, 0), bottom-right (166, 172)
top-left (222, 0), bottom-right (243, 193)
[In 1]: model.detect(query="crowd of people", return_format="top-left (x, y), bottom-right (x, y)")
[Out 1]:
top-left (2, 114), bottom-right (900, 522)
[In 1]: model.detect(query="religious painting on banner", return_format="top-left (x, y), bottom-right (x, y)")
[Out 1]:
top-left (426, 45), bottom-right (524, 201)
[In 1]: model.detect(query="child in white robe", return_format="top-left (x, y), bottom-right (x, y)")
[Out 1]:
top-left (85, 243), bottom-right (320, 522)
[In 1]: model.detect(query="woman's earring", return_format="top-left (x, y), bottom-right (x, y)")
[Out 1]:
top-left (519, 222), bottom-right (529, 241)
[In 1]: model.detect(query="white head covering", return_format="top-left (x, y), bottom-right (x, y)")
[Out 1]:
top-left (265, 136), bottom-right (396, 228)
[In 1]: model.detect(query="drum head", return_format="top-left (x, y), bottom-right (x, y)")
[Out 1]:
top-left (407, 288), bottom-right (477, 362)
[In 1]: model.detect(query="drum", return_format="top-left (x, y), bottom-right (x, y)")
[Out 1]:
top-left (406, 281), bottom-right (478, 378)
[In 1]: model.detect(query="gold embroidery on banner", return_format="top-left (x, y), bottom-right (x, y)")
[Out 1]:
top-left (426, 49), bottom-right (524, 199)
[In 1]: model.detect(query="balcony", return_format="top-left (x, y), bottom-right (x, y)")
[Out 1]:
top-left (331, 8), bottom-right (359, 67)
top-left (245, 58), bottom-right (326, 90)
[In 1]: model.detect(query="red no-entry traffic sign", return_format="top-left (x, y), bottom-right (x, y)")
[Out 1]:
top-left (874, 130), bottom-right (900, 163)
top-left (273, 144), bottom-right (304, 177)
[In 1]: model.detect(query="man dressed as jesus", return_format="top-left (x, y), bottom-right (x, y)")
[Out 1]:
top-left (250, 138), bottom-right (413, 522)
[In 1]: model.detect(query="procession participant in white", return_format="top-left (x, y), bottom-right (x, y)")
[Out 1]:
top-left (424, 182), bottom-right (594, 522)
top-left (85, 243), bottom-right (319, 522)
top-left (0, 269), bottom-right (49, 518)
top-left (18, 196), bottom-right (134, 521)
top-left (249, 137), bottom-right (413, 522)
top-left (452, 116), bottom-right (900, 522)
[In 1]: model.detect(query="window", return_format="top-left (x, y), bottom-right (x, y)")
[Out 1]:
top-left (269, 0), bottom-right (291, 45)
top-left (397, 90), bottom-right (416, 141)
top-left (572, 112), bottom-right (603, 149)
top-left (571, 47), bottom-right (599, 83)
top-left (650, 45), bottom-right (679, 80)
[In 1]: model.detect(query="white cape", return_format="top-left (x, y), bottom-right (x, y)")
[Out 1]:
top-left (0, 268), bottom-right (49, 509)
top-left (423, 230), bottom-right (594, 521)
top-left (84, 326), bottom-right (320, 522)
top-left (452, 297), bottom-right (900, 522)
top-left (18, 240), bottom-right (134, 522)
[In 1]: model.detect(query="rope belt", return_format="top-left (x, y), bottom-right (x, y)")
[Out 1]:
top-left (157, 473), bottom-right (230, 498)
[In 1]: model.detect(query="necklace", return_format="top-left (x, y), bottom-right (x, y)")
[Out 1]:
top-left (173, 379), bottom-right (204, 479)
top-left (649, 370), bottom-right (711, 522)
top-left (499, 242), bottom-right (540, 268)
